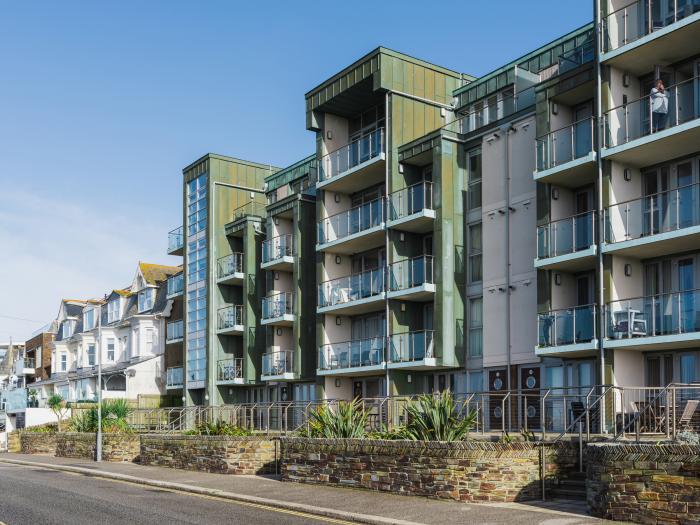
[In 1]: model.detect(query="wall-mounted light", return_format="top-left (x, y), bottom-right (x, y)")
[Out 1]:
top-left (335, 255), bottom-right (341, 265)
top-left (326, 130), bottom-right (333, 140)
top-left (274, 217), bottom-right (279, 225)
top-left (276, 328), bottom-right (283, 336)
top-left (335, 316), bottom-right (342, 326)
top-left (551, 187), bottom-right (560, 200)
top-left (274, 271), bottom-right (279, 280)
top-left (552, 102), bottom-right (559, 115)
top-left (401, 303), bottom-right (406, 312)
top-left (249, 192), bottom-right (255, 199)
top-left (624, 264), bottom-right (633, 277)
top-left (228, 388), bottom-right (233, 395)
top-left (399, 164), bottom-right (404, 174)
top-left (623, 72), bottom-right (630, 87)
top-left (335, 378), bottom-right (341, 388)
top-left (624, 168), bottom-right (632, 181)
top-left (205, 393), bottom-right (209, 401)
top-left (334, 194), bottom-right (341, 203)
top-left (440, 107), bottom-right (446, 118)
top-left (407, 374), bottom-right (412, 384)
top-left (554, 273), bottom-right (562, 286)
top-left (399, 232), bottom-right (405, 242)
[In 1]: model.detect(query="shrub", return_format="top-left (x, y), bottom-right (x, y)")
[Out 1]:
top-left (677, 430), bottom-right (700, 445)
top-left (67, 399), bottom-right (133, 433)
top-left (185, 420), bottom-right (252, 436)
top-left (23, 424), bottom-right (57, 433)
top-left (303, 399), bottom-right (369, 438)
top-left (401, 392), bottom-right (477, 442)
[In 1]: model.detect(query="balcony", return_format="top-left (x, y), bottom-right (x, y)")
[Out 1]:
top-left (606, 288), bottom-right (700, 350)
top-left (217, 305), bottom-right (244, 334)
top-left (317, 128), bottom-right (386, 192)
top-left (387, 181), bottom-right (435, 232)
top-left (165, 366), bottom-right (183, 390)
top-left (167, 226), bottom-right (184, 256)
top-left (536, 305), bottom-right (597, 357)
top-left (601, 0), bottom-right (700, 73)
top-left (166, 320), bottom-right (183, 344)
top-left (262, 234), bottom-right (294, 270)
top-left (317, 198), bottom-right (385, 253)
top-left (602, 75), bottom-right (700, 166)
top-left (261, 292), bottom-right (295, 326)
top-left (534, 118), bottom-right (596, 186)
top-left (318, 268), bottom-right (385, 315)
top-left (387, 256), bottom-right (435, 300)
top-left (261, 351), bottom-right (296, 381)
top-left (166, 273), bottom-right (184, 298)
top-left (216, 358), bottom-right (244, 385)
top-left (388, 330), bottom-right (440, 369)
top-left (536, 211), bottom-right (597, 270)
top-left (604, 183), bottom-right (700, 257)
top-left (14, 358), bottom-right (36, 376)
top-left (448, 85), bottom-right (536, 136)
top-left (318, 337), bottom-right (386, 376)
top-left (217, 253), bottom-right (244, 285)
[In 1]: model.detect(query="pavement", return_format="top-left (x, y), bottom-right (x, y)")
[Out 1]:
top-left (0, 453), bottom-right (612, 525)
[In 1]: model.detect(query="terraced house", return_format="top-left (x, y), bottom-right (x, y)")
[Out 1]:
top-left (163, 2), bottom-right (700, 431)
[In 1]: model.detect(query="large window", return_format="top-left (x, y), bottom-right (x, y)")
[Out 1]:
top-left (107, 338), bottom-right (115, 362)
top-left (138, 289), bottom-right (154, 313)
top-left (145, 328), bottom-right (155, 353)
top-left (468, 223), bottom-right (483, 284)
top-left (107, 300), bottom-right (120, 323)
top-left (187, 238), bottom-right (207, 283)
top-left (468, 149), bottom-right (482, 209)
top-left (60, 352), bottom-right (67, 372)
top-left (187, 174), bottom-right (208, 236)
top-left (83, 309), bottom-right (95, 331)
top-left (62, 321), bottom-right (74, 339)
top-left (468, 297), bottom-right (483, 358)
top-left (86, 344), bottom-right (96, 367)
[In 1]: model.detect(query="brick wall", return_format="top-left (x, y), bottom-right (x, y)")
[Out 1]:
top-left (281, 438), bottom-right (578, 503)
top-left (20, 432), bottom-right (58, 455)
top-left (139, 435), bottom-right (278, 475)
top-left (55, 433), bottom-right (140, 462)
top-left (587, 443), bottom-right (700, 524)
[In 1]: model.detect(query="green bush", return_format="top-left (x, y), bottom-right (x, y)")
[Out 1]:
top-left (23, 424), bottom-right (57, 433)
top-left (677, 430), bottom-right (700, 445)
top-left (401, 392), bottom-right (477, 442)
top-left (303, 399), bottom-right (369, 438)
top-left (185, 420), bottom-right (252, 436)
top-left (67, 399), bottom-right (133, 433)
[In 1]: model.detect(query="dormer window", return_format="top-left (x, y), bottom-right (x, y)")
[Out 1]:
top-left (83, 309), bottom-right (96, 331)
top-left (107, 299), bottom-right (120, 323)
top-left (138, 288), bottom-right (155, 313)
top-left (62, 320), bottom-right (75, 339)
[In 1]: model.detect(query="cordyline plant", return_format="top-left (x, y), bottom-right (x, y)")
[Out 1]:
top-left (305, 399), bottom-right (369, 438)
top-left (47, 394), bottom-right (69, 432)
top-left (401, 391), bottom-right (477, 442)
top-left (67, 399), bottom-right (133, 433)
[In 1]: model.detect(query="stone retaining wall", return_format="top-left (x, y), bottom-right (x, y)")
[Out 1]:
top-left (586, 443), bottom-right (700, 524)
top-left (19, 432), bottom-right (58, 455)
top-left (280, 438), bottom-right (578, 503)
top-left (139, 435), bottom-right (277, 475)
top-left (55, 433), bottom-right (140, 462)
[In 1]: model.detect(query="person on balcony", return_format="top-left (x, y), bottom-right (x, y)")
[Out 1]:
top-left (651, 79), bottom-right (669, 132)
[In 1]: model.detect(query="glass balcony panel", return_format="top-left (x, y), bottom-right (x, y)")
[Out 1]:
top-left (388, 182), bottom-right (433, 220)
top-left (538, 305), bottom-right (596, 347)
top-left (217, 358), bottom-right (243, 381)
top-left (605, 182), bottom-right (700, 243)
top-left (167, 273), bottom-right (184, 296)
top-left (607, 289), bottom-right (700, 339)
top-left (318, 337), bottom-right (385, 371)
top-left (166, 320), bottom-right (183, 341)
top-left (537, 211), bottom-right (595, 258)
top-left (320, 128), bottom-right (385, 182)
top-left (536, 118), bottom-right (595, 171)
top-left (318, 198), bottom-right (384, 244)
top-left (389, 256), bottom-right (434, 291)
top-left (262, 234), bottom-right (294, 263)
top-left (262, 292), bottom-right (294, 319)
top-left (217, 253), bottom-right (243, 279)
top-left (390, 330), bottom-right (435, 362)
top-left (262, 351), bottom-right (293, 376)
top-left (319, 268), bottom-right (385, 308)
top-left (217, 305), bottom-right (243, 330)
top-left (166, 366), bottom-right (183, 387)
top-left (168, 226), bottom-right (183, 253)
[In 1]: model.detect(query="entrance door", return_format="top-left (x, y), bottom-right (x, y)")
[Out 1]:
top-left (677, 258), bottom-right (695, 333)
top-left (545, 366), bottom-right (565, 432)
top-left (520, 367), bottom-right (541, 431)
top-left (488, 369), bottom-right (507, 431)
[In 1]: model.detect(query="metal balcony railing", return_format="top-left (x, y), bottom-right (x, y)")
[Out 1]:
top-left (318, 198), bottom-right (384, 244)
top-left (217, 358), bottom-right (243, 382)
top-left (262, 292), bottom-right (294, 320)
top-left (262, 234), bottom-right (294, 263)
top-left (166, 320), bottom-right (183, 341)
top-left (602, 0), bottom-right (700, 52)
top-left (262, 351), bottom-right (293, 376)
top-left (604, 75), bottom-right (700, 148)
top-left (538, 305), bottom-right (596, 347)
top-left (537, 211), bottom-right (596, 259)
top-left (318, 268), bottom-right (385, 308)
top-left (389, 256), bottom-right (434, 291)
top-left (318, 336), bottom-right (385, 371)
top-left (389, 330), bottom-right (435, 362)
top-left (319, 128), bottom-right (385, 182)
top-left (536, 117), bottom-right (595, 171)
top-left (605, 182), bottom-right (700, 244)
top-left (217, 253), bottom-right (243, 279)
top-left (217, 305), bottom-right (243, 330)
top-left (167, 273), bottom-right (184, 297)
top-left (388, 181), bottom-right (433, 221)
top-left (166, 366), bottom-right (183, 388)
top-left (230, 201), bottom-right (267, 222)
top-left (168, 226), bottom-right (183, 253)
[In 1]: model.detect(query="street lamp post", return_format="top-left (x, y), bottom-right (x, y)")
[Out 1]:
top-left (96, 304), bottom-right (102, 462)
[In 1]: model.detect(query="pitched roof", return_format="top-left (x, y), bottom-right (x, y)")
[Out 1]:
top-left (139, 263), bottom-right (181, 286)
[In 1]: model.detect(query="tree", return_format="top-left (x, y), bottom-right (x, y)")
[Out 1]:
top-left (47, 394), bottom-right (68, 432)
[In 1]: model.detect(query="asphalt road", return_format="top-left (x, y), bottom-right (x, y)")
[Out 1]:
top-left (0, 463), bottom-right (351, 525)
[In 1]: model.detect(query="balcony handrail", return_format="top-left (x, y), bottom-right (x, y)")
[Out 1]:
top-left (389, 329), bottom-right (436, 361)
top-left (319, 196), bottom-right (385, 223)
top-left (539, 303), bottom-right (597, 316)
top-left (262, 350), bottom-right (294, 375)
top-left (263, 233), bottom-right (293, 244)
top-left (217, 358), bottom-right (244, 380)
top-left (604, 0), bottom-right (646, 19)
top-left (320, 126), bottom-right (385, 161)
top-left (605, 74), bottom-right (699, 115)
top-left (605, 181), bottom-right (699, 208)
top-left (602, 0), bottom-right (696, 44)
top-left (538, 209), bottom-right (596, 229)
top-left (389, 180), bottom-right (433, 199)
top-left (166, 319), bottom-right (183, 340)
top-left (217, 305), bottom-right (243, 329)
top-left (319, 335), bottom-right (386, 349)
top-left (262, 234), bottom-right (294, 261)
top-left (535, 116), bottom-right (596, 141)
top-left (319, 266), bottom-right (384, 286)
top-left (607, 287), bottom-right (700, 305)
top-left (448, 84), bottom-right (537, 134)
top-left (264, 290), bottom-right (294, 300)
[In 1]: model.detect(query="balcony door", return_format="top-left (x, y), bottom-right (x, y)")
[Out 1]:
top-left (575, 189), bottom-right (594, 251)
top-left (573, 102), bottom-right (593, 159)
top-left (351, 313), bottom-right (385, 367)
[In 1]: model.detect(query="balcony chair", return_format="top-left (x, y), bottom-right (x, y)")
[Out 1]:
top-left (611, 310), bottom-right (647, 338)
top-left (678, 399), bottom-right (699, 431)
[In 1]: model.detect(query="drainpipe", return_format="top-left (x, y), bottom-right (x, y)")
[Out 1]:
top-left (595, 0), bottom-right (607, 432)
top-left (385, 91), bottom-right (391, 399)
top-left (503, 124), bottom-right (513, 402)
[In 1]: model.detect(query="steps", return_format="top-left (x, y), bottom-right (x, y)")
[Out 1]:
top-left (549, 471), bottom-right (587, 500)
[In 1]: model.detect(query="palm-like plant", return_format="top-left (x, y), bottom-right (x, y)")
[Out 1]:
top-left (306, 399), bottom-right (369, 438)
top-left (402, 391), bottom-right (477, 442)
top-left (47, 394), bottom-right (68, 432)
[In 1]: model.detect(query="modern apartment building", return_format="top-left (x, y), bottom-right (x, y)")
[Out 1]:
top-left (164, 4), bottom-right (700, 420)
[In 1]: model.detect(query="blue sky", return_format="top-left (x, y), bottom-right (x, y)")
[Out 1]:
top-left (0, 0), bottom-right (592, 341)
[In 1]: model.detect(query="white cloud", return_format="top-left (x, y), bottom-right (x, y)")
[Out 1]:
top-left (0, 188), bottom-right (180, 342)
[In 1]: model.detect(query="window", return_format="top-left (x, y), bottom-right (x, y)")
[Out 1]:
top-left (680, 354), bottom-right (697, 384)
top-left (83, 309), bottom-right (95, 331)
top-left (468, 149), bottom-right (482, 209)
top-left (468, 371), bottom-right (484, 392)
top-left (86, 344), bottom-right (96, 367)
top-left (62, 321), bottom-right (74, 339)
top-left (107, 300), bottom-right (120, 323)
top-left (187, 173), bottom-right (208, 236)
top-left (132, 328), bottom-right (139, 358)
top-left (468, 297), bottom-right (483, 358)
top-left (107, 338), bottom-right (115, 361)
top-left (145, 329), bottom-right (155, 352)
top-left (138, 289), bottom-right (154, 313)
top-left (468, 223), bottom-right (483, 283)
top-left (60, 352), bottom-right (67, 372)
